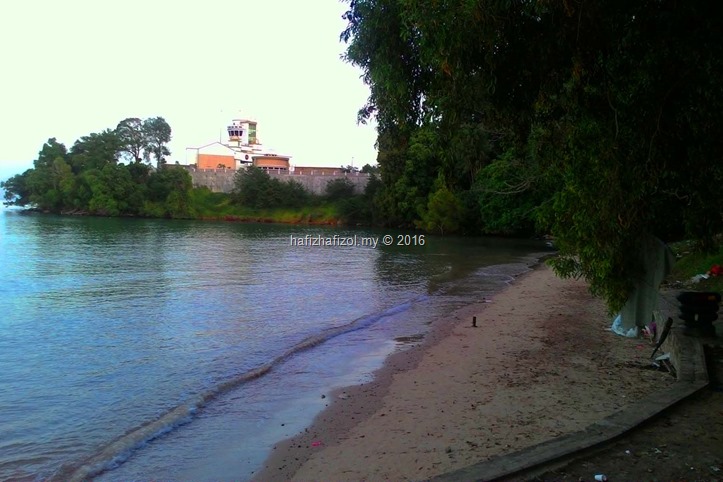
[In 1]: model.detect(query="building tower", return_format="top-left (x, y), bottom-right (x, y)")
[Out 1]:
top-left (227, 119), bottom-right (258, 147)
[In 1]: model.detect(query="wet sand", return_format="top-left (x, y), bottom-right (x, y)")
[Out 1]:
top-left (254, 263), bottom-right (674, 481)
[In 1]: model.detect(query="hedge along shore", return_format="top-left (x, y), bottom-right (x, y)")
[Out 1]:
top-left (253, 263), bottom-right (674, 481)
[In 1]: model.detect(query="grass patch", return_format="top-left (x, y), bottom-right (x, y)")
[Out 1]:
top-left (188, 188), bottom-right (241, 217)
top-left (187, 188), bottom-right (340, 224)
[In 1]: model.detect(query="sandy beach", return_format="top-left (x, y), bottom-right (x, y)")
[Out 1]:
top-left (254, 263), bottom-right (674, 481)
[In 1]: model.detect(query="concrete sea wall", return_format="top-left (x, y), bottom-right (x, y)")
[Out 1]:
top-left (184, 168), bottom-right (370, 195)
top-left (186, 169), bottom-right (236, 193)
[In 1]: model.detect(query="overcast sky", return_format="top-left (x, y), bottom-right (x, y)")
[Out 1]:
top-left (0, 0), bottom-right (377, 182)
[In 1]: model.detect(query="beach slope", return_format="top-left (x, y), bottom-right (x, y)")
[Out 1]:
top-left (256, 263), bottom-right (673, 481)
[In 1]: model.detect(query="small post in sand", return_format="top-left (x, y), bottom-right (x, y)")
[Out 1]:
top-left (472, 316), bottom-right (477, 328)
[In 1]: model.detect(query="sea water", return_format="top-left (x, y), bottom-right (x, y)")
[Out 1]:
top-left (0, 207), bottom-right (547, 481)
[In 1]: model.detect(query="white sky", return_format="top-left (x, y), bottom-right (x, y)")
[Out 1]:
top-left (0, 0), bottom-right (377, 182)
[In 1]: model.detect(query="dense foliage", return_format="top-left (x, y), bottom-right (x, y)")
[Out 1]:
top-left (231, 167), bottom-right (379, 225)
top-left (341, 0), bottom-right (723, 311)
top-left (232, 167), bottom-right (311, 209)
top-left (1, 117), bottom-right (190, 218)
top-left (325, 174), bottom-right (382, 225)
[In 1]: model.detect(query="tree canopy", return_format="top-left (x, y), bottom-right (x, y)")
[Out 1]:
top-left (143, 117), bottom-right (172, 169)
top-left (116, 118), bottom-right (146, 164)
top-left (115, 116), bottom-right (172, 168)
top-left (341, 0), bottom-right (723, 311)
top-left (1, 118), bottom-right (191, 218)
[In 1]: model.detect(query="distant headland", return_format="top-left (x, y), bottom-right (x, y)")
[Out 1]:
top-left (0, 115), bottom-right (380, 226)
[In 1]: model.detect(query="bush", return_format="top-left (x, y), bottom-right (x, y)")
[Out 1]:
top-left (325, 178), bottom-right (356, 201)
top-left (233, 167), bottom-right (313, 209)
top-left (417, 181), bottom-right (464, 235)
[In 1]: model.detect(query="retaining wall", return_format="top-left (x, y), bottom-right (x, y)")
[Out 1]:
top-left (183, 168), bottom-right (369, 195)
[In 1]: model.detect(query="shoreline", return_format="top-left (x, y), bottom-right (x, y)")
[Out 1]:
top-left (252, 262), bottom-right (538, 480)
top-left (6, 207), bottom-right (343, 226)
top-left (252, 264), bottom-right (501, 481)
top-left (254, 262), bottom-right (675, 481)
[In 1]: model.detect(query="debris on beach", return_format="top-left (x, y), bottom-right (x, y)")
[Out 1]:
top-left (690, 264), bottom-right (722, 283)
top-left (642, 320), bottom-right (657, 343)
top-left (636, 352), bottom-right (675, 374)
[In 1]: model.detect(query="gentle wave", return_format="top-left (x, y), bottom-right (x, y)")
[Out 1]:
top-left (49, 297), bottom-right (425, 482)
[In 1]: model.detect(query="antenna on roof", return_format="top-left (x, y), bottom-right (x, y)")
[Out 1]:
top-left (219, 108), bottom-right (225, 143)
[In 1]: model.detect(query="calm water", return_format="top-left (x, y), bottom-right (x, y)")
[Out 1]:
top-left (0, 207), bottom-right (547, 481)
